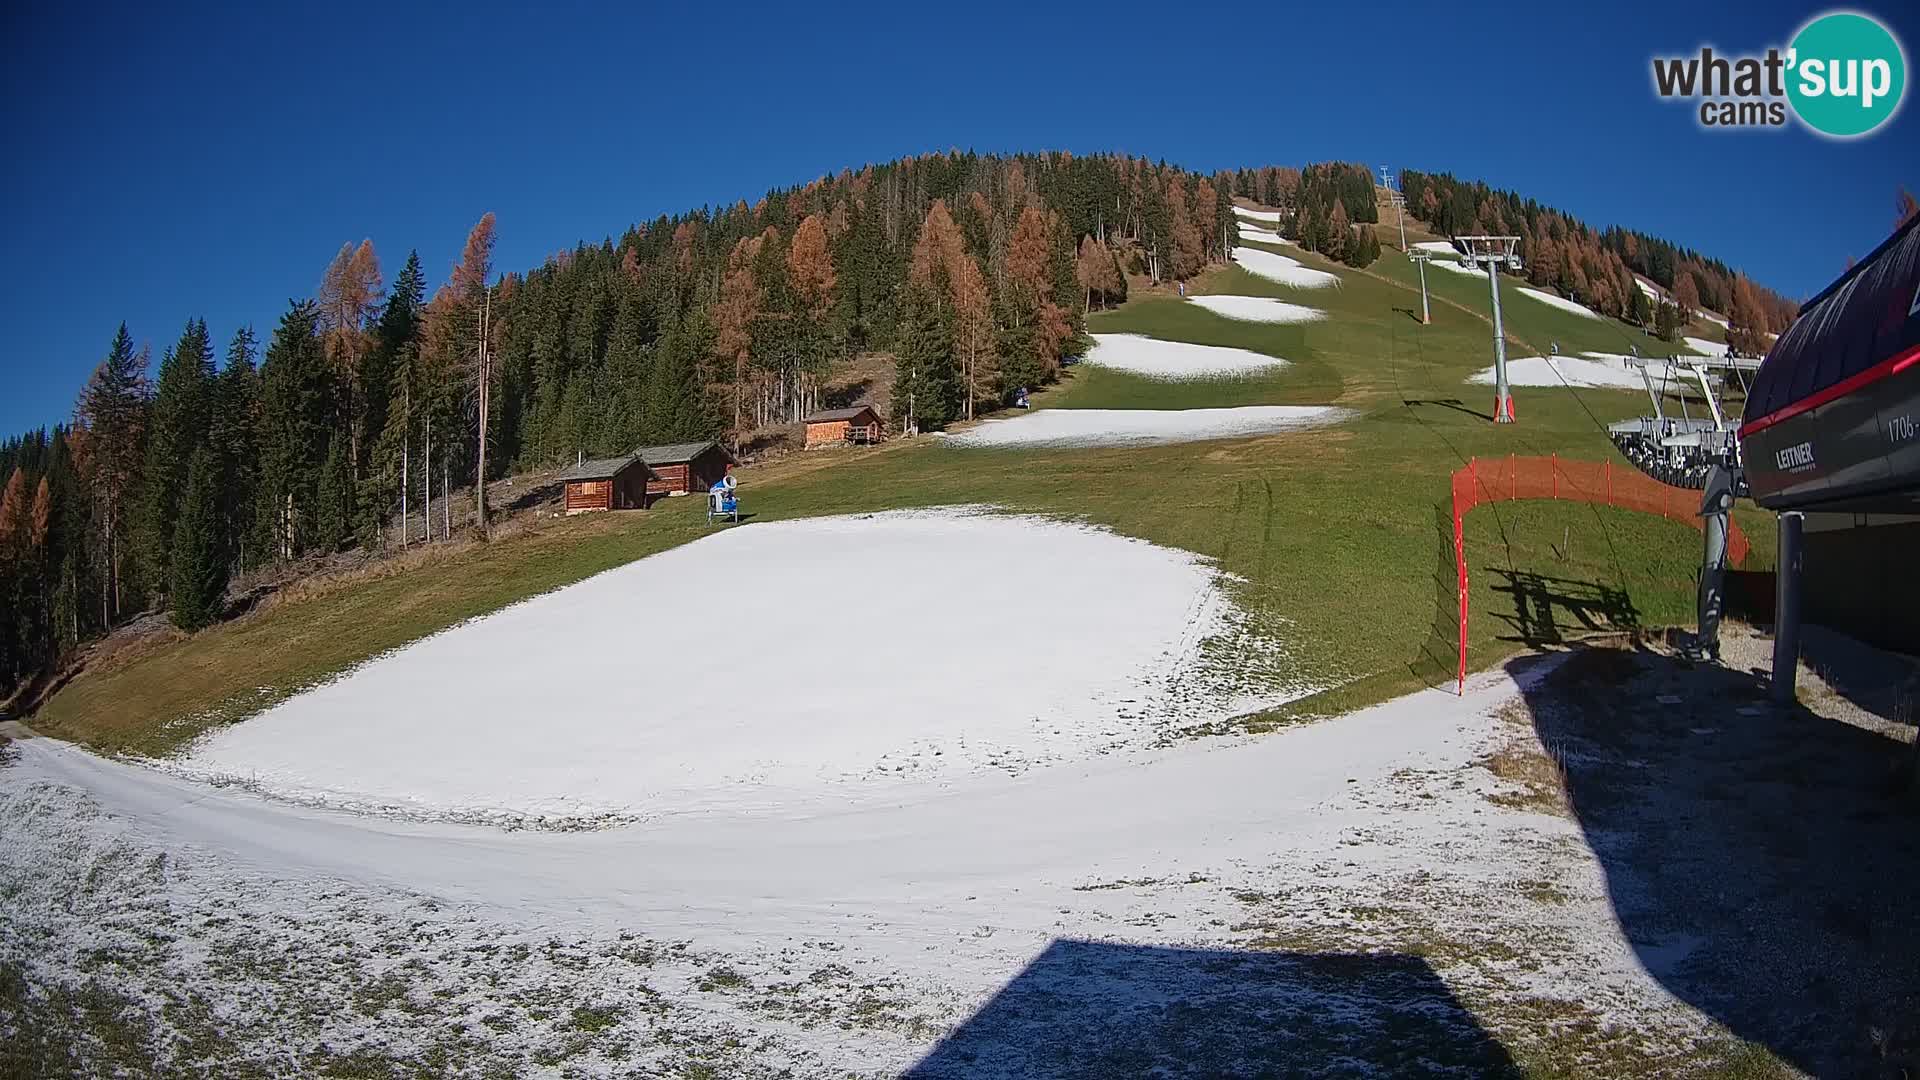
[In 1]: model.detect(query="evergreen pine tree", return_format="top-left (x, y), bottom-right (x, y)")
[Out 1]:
top-left (642, 310), bottom-right (713, 444)
top-left (256, 301), bottom-right (332, 560)
top-left (893, 288), bottom-right (958, 431)
top-left (1654, 300), bottom-right (1679, 342)
top-left (211, 328), bottom-right (262, 570)
top-left (1346, 225), bottom-right (1380, 269)
top-left (357, 251), bottom-right (422, 502)
top-left (168, 446), bottom-right (225, 631)
top-left (367, 252), bottom-right (426, 543)
top-left (312, 432), bottom-right (350, 551)
top-left (1324, 199), bottom-right (1351, 262)
top-left (136, 319), bottom-right (213, 596)
top-left (1630, 285), bottom-right (1653, 326)
top-left (76, 323), bottom-right (151, 624)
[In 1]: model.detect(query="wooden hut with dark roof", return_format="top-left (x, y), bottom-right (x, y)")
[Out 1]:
top-left (637, 441), bottom-right (735, 497)
top-left (556, 454), bottom-right (649, 514)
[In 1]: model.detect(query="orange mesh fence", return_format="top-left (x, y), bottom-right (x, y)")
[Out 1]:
top-left (1450, 455), bottom-right (1748, 693)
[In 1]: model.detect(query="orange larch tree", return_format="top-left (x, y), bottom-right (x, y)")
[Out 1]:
top-left (1193, 178), bottom-right (1220, 261)
top-left (952, 255), bottom-right (995, 419)
top-left (1673, 273), bottom-right (1700, 324)
top-left (788, 213), bottom-right (838, 417)
top-left (318, 239), bottom-right (384, 472)
top-left (1325, 198), bottom-right (1351, 263)
top-left (0, 469), bottom-right (24, 550)
top-left (909, 199), bottom-right (998, 418)
top-left (1726, 274), bottom-right (1769, 356)
top-left (712, 233), bottom-right (766, 437)
top-left (909, 199), bottom-right (966, 297)
top-left (30, 476), bottom-right (51, 551)
top-left (1165, 177), bottom-right (1204, 280)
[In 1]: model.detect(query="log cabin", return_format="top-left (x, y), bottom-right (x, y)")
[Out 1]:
top-left (802, 406), bottom-right (884, 449)
top-left (557, 454), bottom-right (650, 514)
top-left (638, 441), bottom-right (735, 498)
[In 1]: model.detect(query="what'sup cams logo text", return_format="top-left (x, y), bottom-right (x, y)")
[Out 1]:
top-left (1652, 11), bottom-right (1906, 137)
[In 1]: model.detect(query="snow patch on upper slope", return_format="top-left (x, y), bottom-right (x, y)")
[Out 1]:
top-left (1083, 333), bottom-right (1292, 378)
top-left (1236, 224), bottom-right (1289, 245)
top-left (1518, 287), bottom-right (1602, 320)
top-left (1231, 246), bottom-right (1341, 290)
top-left (1186, 295), bottom-right (1326, 325)
top-left (940, 407), bottom-right (1352, 449)
top-left (1467, 352), bottom-right (1647, 390)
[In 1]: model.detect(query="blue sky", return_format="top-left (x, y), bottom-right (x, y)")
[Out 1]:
top-left (2, 0), bottom-right (1914, 434)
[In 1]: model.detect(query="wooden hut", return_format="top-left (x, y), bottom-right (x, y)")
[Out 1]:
top-left (557, 454), bottom-right (649, 514)
top-left (802, 406), bottom-right (884, 449)
top-left (638, 441), bottom-right (735, 498)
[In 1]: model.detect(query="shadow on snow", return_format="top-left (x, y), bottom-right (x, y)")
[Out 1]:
top-left (905, 939), bottom-right (1518, 1079)
top-left (1510, 639), bottom-right (1920, 1077)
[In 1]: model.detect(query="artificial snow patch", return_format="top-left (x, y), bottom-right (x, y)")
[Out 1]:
top-left (1412, 241), bottom-right (1460, 256)
top-left (1233, 205), bottom-right (1283, 224)
top-left (940, 407), bottom-right (1351, 449)
top-left (177, 509), bottom-right (1317, 825)
top-left (0, 651), bottom-right (1725, 1077)
top-left (1684, 336), bottom-right (1729, 357)
top-left (1518, 287), bottom-right (1602, 320)
top-left (1428, 256), bottom-right (1485, 277)
top-left (1231, 246), bottom-right (1341, 290)
top-left (1236, 224), bottom-right (1290, 245)
top-left (1187, 295), bottom-right (1327, 325)
top-left (1083, 333), bottom-right (1291, 378)
top-left (1467, 352), bottom-right (1648, 390)
top-left (1635, 276), bottom-right (1665, 302)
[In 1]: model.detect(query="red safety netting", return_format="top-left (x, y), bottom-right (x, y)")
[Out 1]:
top-left (1450, 455), bottom-right (1749, 693)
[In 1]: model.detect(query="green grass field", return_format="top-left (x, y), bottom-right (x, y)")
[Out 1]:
top-left (1363, 245), bottom-right (1704, 360)
top-left (32, 237), bottom-right (1772, 755)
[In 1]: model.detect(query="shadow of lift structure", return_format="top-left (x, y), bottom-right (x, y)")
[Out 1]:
top-left (905, 940), bottom-right (1519, 1080)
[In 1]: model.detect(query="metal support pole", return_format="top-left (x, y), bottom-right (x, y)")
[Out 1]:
top-left (1489, 263), bottom-right (1513, 423)
top-left (1636, 361), bottom-right (1665, 422)
top-left (1692, 364), bottom-right (1727, 430)
top-left (1700, 509), bottom-right (1728, 653)
top-left (1418, 259), bottom-right (1430, 324)
top-left (1770, 511), bottom-right (1804, 703)
top-left (1695, 466), bottom-right (1734, 661)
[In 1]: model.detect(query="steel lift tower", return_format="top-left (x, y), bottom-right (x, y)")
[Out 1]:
top-left (1407, 248), bottom-right (1433, 324)
top-left (1378, 165), bottom-right (1408, 252)
top-left (1457, 235), bottom-right (1524, 423)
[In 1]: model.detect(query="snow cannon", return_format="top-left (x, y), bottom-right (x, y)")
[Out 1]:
top-left (707, 473), bottom-right (739, 525)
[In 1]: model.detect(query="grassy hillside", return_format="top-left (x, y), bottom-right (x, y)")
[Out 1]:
top-left (33, 234), bottom-right (1769, 755)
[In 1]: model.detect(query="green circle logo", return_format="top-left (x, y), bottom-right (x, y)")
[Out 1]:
top-left (1787, 11), bottom-right (1906, 137)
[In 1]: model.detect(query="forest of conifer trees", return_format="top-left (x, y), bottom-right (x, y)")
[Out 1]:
top-left (0, 152), bottom-right (1250, 693)
top-left (1397, 169), bottom-right (1800, 351)
top-left (0, 151), bottom-right (1804, 699)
